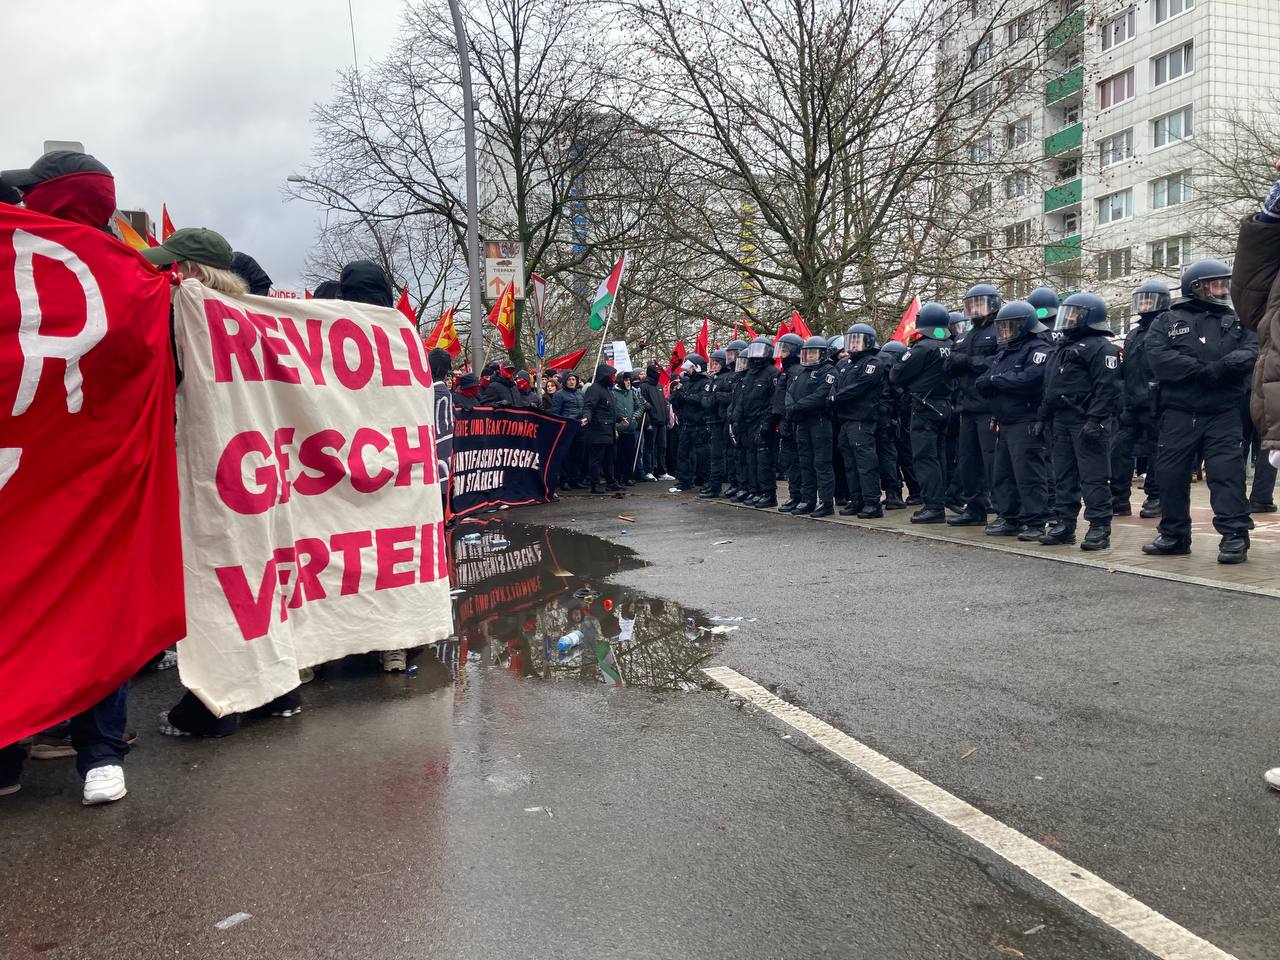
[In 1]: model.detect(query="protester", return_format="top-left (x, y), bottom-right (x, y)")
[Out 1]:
top-left (430, 348), bottom-right (454, 515)
top-left (143, 227), bottom-right (247, 295)
top-left (541, 376), bottom-right (558, 410)
top-left (454, 372), bottom-right (482, 410)
top-left (583, 364), bottom-right (620, 493)
top-left (639, 364), bottom-right (673, 481)
top-left (550, 371), bottom-right (588, 488)
top-left (230, 251), bottom-right (273, 295)
top-left (482, 359), bottom-right (520, 406)
top-left (611, 370), bottom-right (642, 485)
top-left (514, 370), bottom-right (536, 407)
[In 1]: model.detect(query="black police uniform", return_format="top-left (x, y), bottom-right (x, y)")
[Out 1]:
top-left (980, 335), bottom-right (1052, 531)
top-left (703, 367), bottom-right (733, 494)
top-left (774, 355), bottom-right (803, 505)
top-left (1109, 316), bottom-right (1161, 510)
top-left (787, 359), bottom-right (838, 508)
top-left (875, 350), bottom-right (917, 505)
top-left (1146, 303), bottom-right (1258, 544)
top-left (833, 351), bottom-right (887, 513)
top-left (734, 360), bottom-right (780, 501)
top-left (672, 370), bottom-right (710, 488)
top-left (946, 320), bottom-right (1000, 518)
top-left (1040, 333), bottom-right (1121, 531)
top-left (889, 335), bottom-right (953, 510)
top-left (723, 367), bottom-right (744, 493)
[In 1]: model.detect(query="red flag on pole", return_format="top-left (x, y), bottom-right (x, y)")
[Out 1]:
top-left (773, 320), bottom-right (791, 368)
top-left (546, 346), bottom-right (588, 372)
top-left (695, 317), bottom-right (709, 359)
top-left (423, 307), bottom-right (462, 357)
top-left (161, 204), bottom-right (176, 241)
top-left (396, 287), bottom-right (416, 324)
top-left (789, 309), bottom-right (812, 340)
top-left (742, 319), bottom-right (758, 340)
top-left (890, 296), bottom-right (922, 344)
top-left (487, 280), bottom-right (517, 350)
top-left (668, 339), bottom-right (687, 373)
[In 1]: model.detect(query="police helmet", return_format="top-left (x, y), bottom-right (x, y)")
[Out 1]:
top-left (1027, 286), bottom-right (1060, 323)
top-left (1181, 259), bottom-right (1232, 309)
top-left (994, 300), bottom-right (1042, 347)
top-left (773, 332), bottom-right (805, 360)
top-left (963, 284), bottom-right (1002, 322)
top-left (746, 335), bottom-right (776, 361)
top-left (915, 302), bottom-right (952, 339)
top-left (800, 335), bottom-right (828, 367)
top-left (682, 353), bottom-right (707, 373)
top-left (947, 310), bottom-right (970, 337)
top-left (725, 338), bottom-right (748, 360)
top-left (846, 322), bottom-right (878, 354)
top-left (734, 354), bottom-right (749, 372)
top-left (879, 340), bottom-right (907, 357)
top-left (827, 334), bottom-right (846, 359)
top-left (709, 349), bottom-right (728, 373)
top-left (1055, 292), bottom-right (1111, 339)
top-left (1132, 279), bottom-right (1171, 318)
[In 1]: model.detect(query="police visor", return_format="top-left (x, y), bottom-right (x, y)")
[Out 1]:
top-left (746, 340), bottom-right (772, 359)
top-left (963, 294), bottom-right (999, 319)
top-left (799, 347), bottom-right (822, 366)
top-left (1133, 290), bottom-right (1171, 315)
top-left (995, 317), bottom-right (1022, 346)
top-left (847, 333), bottom-right (872, 353)
top-left (1055, 303), bottom-right (1089, 331)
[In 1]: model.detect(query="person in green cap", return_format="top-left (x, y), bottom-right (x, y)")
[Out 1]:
top-left (142, 227), bottom-right (247, 296)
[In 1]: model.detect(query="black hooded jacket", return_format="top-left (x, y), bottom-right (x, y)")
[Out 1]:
top-left (583, 364), bottom-right (618, 443)
top-left (339, 260), bottom-right (394, 307)
top-left (639, 365), bottom-right (670, 424)
top-left (231, 252), bottom-right (273, 296)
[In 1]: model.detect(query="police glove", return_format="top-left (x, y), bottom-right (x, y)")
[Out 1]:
top-left (1061, 346), bottom-right (1085, 364)
top-left (1204, 360), bottom-right (1228, 382)
top-left (975, 375), bottom-right (996, 397)
top-left (1028, 421), bottom-right (1045, 439)
top-left (949, 353), bottom-right (970, 372)
top-left (1081, 419), bottom-right (1107, 442)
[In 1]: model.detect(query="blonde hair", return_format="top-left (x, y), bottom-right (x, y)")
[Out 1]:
top-left (179, 260), bottom-right (248, 296)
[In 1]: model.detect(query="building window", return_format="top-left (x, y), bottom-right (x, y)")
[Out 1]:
top-left (1097, 248), bottom-right (1132, 280)
top-left (1003, 65), bottom-right (1033, 98)
top-left (1154, 42), bottom-right (1194, 86)
top-left (971, 34), bottom-right (994, 67)
top-left (969, 183), bottom-right (993, 209)
top-left (1004, 219), bottom-right (1032, 248)
top-left (1097, 188), bottom-right (1133, 225)
top-left (1150, 236), bottom-right (1192, 269)
top-left (969, 133), bottom-right (994, 163)
top-left (1005, 116), bottom-right (1032, 149)
top-left (1004, 12), bottom-right (1032, 44)
top-left (1004, 171), bottom-right (1031, 199)
top-left (1062, 211), bottom-right (1080, 234)
top-left (1152, 106), bottom-right (1194, 147)
top-left (968, 233), bottom-right (993, 260)
top-left (1112, 305), bottom-right (1133, 333)
top-left (1152, 171), bottom-right (1194, 209)
top-left (1099, 129), bottom-right (1135, 168)
top-left (1155, 0), bottom-right (1194, 24)
top-left (1101, 8), bottom-right (1136, 51)
top-left (969, 82), bottom-right (996, 114)
top-left (1099, 69), bottom-right (1136, 109)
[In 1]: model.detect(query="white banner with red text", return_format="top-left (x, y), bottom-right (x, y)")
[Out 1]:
top-left (172, 279), bottom-right (451, 715)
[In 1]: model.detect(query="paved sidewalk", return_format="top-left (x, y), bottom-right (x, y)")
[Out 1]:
top-left (712, 482), bottom-right (1280, 599)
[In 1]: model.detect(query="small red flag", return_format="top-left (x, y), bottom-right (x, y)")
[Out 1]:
top-left (891, 296), bottom-right (921, 344)
top-left (790, 309), bottom-right (812, 340)
top-left (695, 317), bottom-right (709, 359)
top-left (546, 346), bottom-right (588, 371)
top-left (423, 306), bottom-right (462, 357)
top-left (773, 320), bottom-right (791, 369)
top-left (487, 280), bottom-right (517, 350)
top-left (161, 204), bottom-right (176, 241)
top-left (742, 319), bottom-right (758, 340)
top-left (304, 289), bottom-right (313, 300)
top-left (668, 339), bottom-right (687, 373)
top-left (396, 287), bottom-right (416, 324)
top-left (732, 321), bottom-right (740, 341)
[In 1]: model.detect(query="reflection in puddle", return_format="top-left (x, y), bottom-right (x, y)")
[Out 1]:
top-left (430, 520), bottom-right (718, 692)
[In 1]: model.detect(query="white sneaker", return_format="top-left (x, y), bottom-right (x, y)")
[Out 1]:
top-left (642, 472), bottom-right (656, 481)
top-left (657, 473), bottom-right (675, 481)
top-left (82, 765), bottom-right (127, 805)
top-left (381, 649), bottom-right (408, 672)
top-left (1265, 767), bottom-right (1280, 791)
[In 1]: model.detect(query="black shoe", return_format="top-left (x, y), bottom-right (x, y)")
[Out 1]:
top-left (1248, 500), bottom-right (1278, 514)
top-left (985, 518), bottom-right (1020, 537)
top-left (753, 494), bottom-right (778, 508)
top-left (697, 487), bottom-right (722, 499)
top-left (1218, 534), bottom-right (1249, 564)
top-left (1038, 521), bottom-right (1076, 545)
top-left (1080, 524), bottom-right (1111, 551)
top-left (1139, 498), bottom-right (1162, 519)
top-left (946, 501), bottom-right (967, 515)
top-left (1142, 534), bottom-right (1190, 556)
top-left (777, 499), bottom-right (797, 513)
top-left (857, 506), bottom-right (884, 519)
top-left (1016, 524), bottom-right (1045, 542)
top-left (1112, 502), bottom-right (1132, 517)
top-left (910, 507), bottom-right (945, 524)
top-left (589, 485), bottom-right (607, 495)
top-left (947, 512), bottom-right (987, 527)
top-left (839, 503), bottom-right (858, 515)
top-left (811, 501), bottom-right (834, 518)
top-left (905, 494), bottom-right (923, 506)
top-left (742, 494), bottom-right (762, 506)
top-left (734, 490), bottom-right (753, 503)
top-left (724, 487), bottom-right (740, 499)
top-left (883, 496), bottom-right (906, 510)
top-left (792, 502), bottom-right (815, 515)
top-left (607, 482), bottom-right (624, 491)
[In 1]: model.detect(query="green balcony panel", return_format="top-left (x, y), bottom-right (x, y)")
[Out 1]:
top-left (1043, 122), bottom-right (1083, 157)
top-left (1045, 65), bottom-right (1084, 105)
top-left (1043, 178), bottom-right (1082, 213)
top-left (1044, 234), bottom-right (1082, 265)
top-left (1047, 9), bottom-right (1085, 50)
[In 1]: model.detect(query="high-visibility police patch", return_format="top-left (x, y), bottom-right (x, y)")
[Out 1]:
top-left (865, 364), bottom-right (876, 374)
top-left (1032, 351), bottom-right (1046, 364)
top-left (1104, 355), bottom-right (1118, 369)
top-left (1170, 324), bottom-right (1191, 337)
top-left (824, 374), bottom-right (835, 385)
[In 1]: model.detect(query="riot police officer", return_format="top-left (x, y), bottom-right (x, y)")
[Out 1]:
top-left (875, 339), bottom-right (915, 508)
top-left (1111, 281), bottom-right (1168, 518)
top-left (946, 284), bottom-right (1002, 526)
top-left (699, 350), bottom-right (733, 498)
top-left (1144, 260), bottom-right (1259, 563)
top-left (773, 332), bottom-right (807, 511)
top-left (788, 335), bottom-right (838, 516)
top-left (889, 302), bottom-right (954, 523)
top-left (833, 323), bottom-right (886, 518)
top-left (722, 339), bottom-right (749, 499)
top-left (733, 337), bottom-right (781, 507)
top-left (1039, 293), bottom-right (1122, 550)
top-left (671, 354), bottom-right (709, 491)
top-left (1027, 286), bottom-right (1061, 330)
top-left (977, 301), bottom-right (1052, 539)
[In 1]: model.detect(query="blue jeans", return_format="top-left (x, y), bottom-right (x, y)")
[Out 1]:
top-left (70, 683), bottom-right (130, 776)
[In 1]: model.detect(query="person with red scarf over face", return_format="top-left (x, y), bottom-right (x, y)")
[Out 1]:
top-left (481, 358), bottom-right (520, 406)
top-left (0, 151), bottom-right (134, 806)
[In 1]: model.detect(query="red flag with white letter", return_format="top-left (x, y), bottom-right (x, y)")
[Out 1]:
top-left (0, 205), bottom-right (185, 745)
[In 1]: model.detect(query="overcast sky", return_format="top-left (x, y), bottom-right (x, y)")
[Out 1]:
top-left (2, 0), bottom-right (407, 290)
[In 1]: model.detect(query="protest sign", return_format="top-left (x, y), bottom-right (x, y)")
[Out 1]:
top-left (172, 280), bottom-right (452, 715)
top-left (449, 407), bottom-right (577, 518)
top-left (0, 205), bottom-right (184, 745)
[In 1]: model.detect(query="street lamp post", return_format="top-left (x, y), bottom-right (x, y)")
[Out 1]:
top-left (446, 0), bottom-right (486, 374)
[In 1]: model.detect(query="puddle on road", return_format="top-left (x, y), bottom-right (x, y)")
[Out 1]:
top-left (429, 519), bottom-right (722, 692)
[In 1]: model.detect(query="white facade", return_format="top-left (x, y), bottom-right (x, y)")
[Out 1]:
top-left (941, 0), bottom-right (1280, 329)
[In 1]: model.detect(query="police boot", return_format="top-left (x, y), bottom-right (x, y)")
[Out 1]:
top-left (753, 492), bottom-right (778, 508)
top-left (1217, 534), bottom-right (1249, 565)
top-left (590, 484), bottom-right (607, 495)
top-left (811, 500), bottom-right (834, 518)
top-left (724, 486), bottom-right (741, 500)
top-left (1080, 523), bottom-right (1111, 552)
top-left (1016, 522), bottom-right (1046, 542)
top-left (839, 502), bottom-right (859, 515)
top-left (791, 501), bottom-right (815, 515)
top-left (883, 491), bottom-right (906, 510)
top-left (904, 494), bottom-right (923, 506)
top-left (857, 505), bottom-right (884, 519)
top-left (697, 485), bottom-right (721, 499)
top-left (733, 489), bottom-right (753, 503)
top-left (910, 506), bottom-right (945, 524)
top-left (947, 511), bottom-right (987, 527)
top-left (777, 498), bottom-right (798, 513)
top-left (1037, 520), bottom-right (1076, 545)
top-left (985, 517), bottom-right (1020, 537)
top-left (1143, 533), bottom-right (1190, 556)
top-left (1111, 500), bottom-right (1132, 517)
top-left (1139, 497), bottom-right (1162, 518)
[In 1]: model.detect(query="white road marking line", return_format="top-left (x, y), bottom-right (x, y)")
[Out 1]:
top-left (702, 665), bottom-right (1238, 960)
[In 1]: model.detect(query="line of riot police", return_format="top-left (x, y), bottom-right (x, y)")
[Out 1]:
top-left (665, 258), bottom-right (1269, 564)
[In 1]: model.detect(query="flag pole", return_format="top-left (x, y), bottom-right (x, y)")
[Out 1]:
top-left (591, 296), bottom-right (616, 373)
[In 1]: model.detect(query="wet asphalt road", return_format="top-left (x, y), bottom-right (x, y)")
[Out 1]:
top-left (2, 486), bottom-right (1276, 959)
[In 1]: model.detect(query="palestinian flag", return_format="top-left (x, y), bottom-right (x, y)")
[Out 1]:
top-left (589, 254), bottom-right (627, 330)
